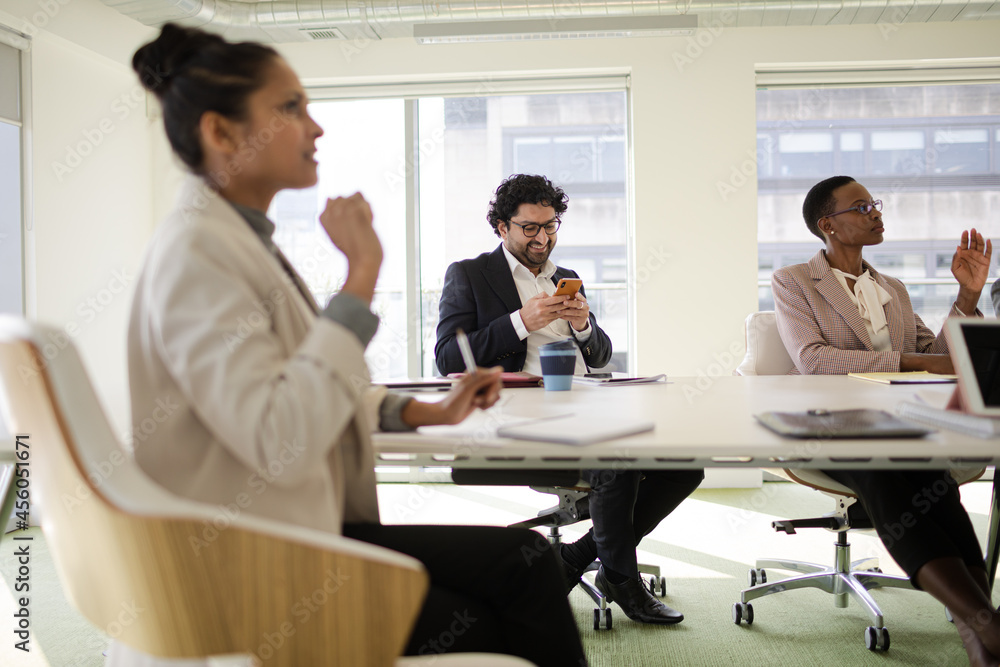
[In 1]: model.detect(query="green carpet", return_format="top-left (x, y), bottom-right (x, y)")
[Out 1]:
top-left (3, 482), bottom-right (997, 666)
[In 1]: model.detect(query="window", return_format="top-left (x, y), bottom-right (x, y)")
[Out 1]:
top-left (0, 38), bottom-right (23, 316)
top-left (269, 82), bottom-right (631, 380)
top-left (0, 30), bottom-right (26, 441)
top-left (758, 83), bottom-right (1000, 325)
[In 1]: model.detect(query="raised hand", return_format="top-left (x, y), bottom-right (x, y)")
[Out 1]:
top-left (320, 193), bottom-right (382, 303)
top-left (951, 228), bottom-right (992, 293)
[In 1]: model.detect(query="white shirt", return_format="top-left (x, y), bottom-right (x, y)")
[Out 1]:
top-left (501, 244), bottom-right (592, 375)
top-left (831, 268), bottom-right (893, 352)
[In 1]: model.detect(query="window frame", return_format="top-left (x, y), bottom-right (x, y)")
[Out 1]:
top-left (754, 64), bottom-right (1000, 321)
top-left (0, 26), bottom-right (30, 319)
top-left (304, 73), bottom-right (634, 377)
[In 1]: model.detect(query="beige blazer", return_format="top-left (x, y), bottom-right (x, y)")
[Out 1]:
top-left (127, 177), bottom-right (380, 535)
top-left (771, 250), bottom-right (953, 375)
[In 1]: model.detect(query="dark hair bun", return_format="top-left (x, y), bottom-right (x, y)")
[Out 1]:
top-left (131, 23), bottom-right (278, 171)
top-left (132, 23), bottom-right (224, 97)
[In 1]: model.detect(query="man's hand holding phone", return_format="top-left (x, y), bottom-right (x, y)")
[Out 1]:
top-left (519, 293), bottom-right (575, 332)
top-left (519, 278), bottom-right (590, 332)
top-left (554, 278), bottom-right (589, 331)
top-left (559, 291), bottom-right (590, 331)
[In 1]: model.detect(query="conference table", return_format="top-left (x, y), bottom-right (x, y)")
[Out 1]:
top-left (373, 375), bottom-right (1000, 582)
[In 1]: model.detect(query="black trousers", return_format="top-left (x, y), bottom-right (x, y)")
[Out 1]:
top-left (562, 469), bottom-right (705, 579)
top-left (343, 523), bottom-right (588, 667)
top-left (823, 469), bottom-right (985, 582)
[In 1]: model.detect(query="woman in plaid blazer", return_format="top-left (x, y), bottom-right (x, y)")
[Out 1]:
top-left (773, 176), bottom-right (997, 667)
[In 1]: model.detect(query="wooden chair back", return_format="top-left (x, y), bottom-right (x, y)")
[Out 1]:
top-left (0, 319), bottom-right (428, 666)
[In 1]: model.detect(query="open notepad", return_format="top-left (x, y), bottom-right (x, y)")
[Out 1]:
top-left (895, 401), bottom-right (1000, 438)
top-left (496, 414), bottom-right (655, 446)
top-left (416, 403), bottom-right (654, 446)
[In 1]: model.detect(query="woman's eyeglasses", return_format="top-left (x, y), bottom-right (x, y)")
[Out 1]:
top-left (506, 219), bottom-right (561, 237)
top-left (827, 199), bottom-right (882, 219)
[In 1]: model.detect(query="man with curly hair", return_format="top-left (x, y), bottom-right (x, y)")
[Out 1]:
top-left (435, 173), bottom-right (703, 625)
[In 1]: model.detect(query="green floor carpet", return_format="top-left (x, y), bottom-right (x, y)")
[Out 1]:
top-left (2, 482), bottom-right (996, 666)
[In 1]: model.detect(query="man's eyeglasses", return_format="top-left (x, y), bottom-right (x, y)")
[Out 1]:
top-left (827, 199), bottom-right (882, 219)
top-left (506, 219), bottom-right (561, 237)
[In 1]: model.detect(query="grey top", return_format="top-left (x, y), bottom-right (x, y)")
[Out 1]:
top-left (231, 202), bottom-right (412, 431)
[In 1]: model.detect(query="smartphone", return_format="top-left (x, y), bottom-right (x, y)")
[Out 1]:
top-left (553, 278), bottom-right (583, 297)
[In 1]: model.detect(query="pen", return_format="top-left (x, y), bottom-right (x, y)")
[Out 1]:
top-left (455, 328), bottom-right (478, 376)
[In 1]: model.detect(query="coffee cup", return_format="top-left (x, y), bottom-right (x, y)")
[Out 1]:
top-left (539, 339), bottom-right (577, 391)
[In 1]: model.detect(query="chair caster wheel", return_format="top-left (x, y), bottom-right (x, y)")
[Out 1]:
top-left (732, 602), bottom-right (753, 625)
top-left (647, 575), bottom-right (667, 596)
top-left (748, 568), bottom-right (767, 586)
top-left (593, 607), bottom-right (612, 630)
top-left (864, 626), bottom-right (890, 651)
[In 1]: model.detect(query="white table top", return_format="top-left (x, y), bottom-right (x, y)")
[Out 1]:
top-left (373, 375), bottom-right (998, 470)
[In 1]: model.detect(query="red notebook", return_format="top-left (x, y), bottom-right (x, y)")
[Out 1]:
top-left (447, 371), bottom-right (543, 388)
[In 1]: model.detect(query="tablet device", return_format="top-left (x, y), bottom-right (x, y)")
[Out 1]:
top-left (754, 409), bottom-right (933, 439)
top-left (944, 318), bottom-right (1000, 417)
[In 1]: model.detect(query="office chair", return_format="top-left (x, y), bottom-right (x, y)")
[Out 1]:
top-left (732, 311), bottom-right (984, 652)
top-left (0, 317), bottom-right (533, 667)
top-left (451, 468), bottom-right (666, 630)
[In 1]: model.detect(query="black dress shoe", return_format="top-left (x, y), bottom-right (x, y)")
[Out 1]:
top-left (554, 543), bottom-right (585, 595)
top-left (594, 566), bottom-right (684, 624)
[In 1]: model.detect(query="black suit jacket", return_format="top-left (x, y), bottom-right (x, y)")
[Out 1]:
top-left (435, 244), bottom-right (613, 375)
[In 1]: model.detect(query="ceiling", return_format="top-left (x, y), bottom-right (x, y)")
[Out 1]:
top-left (98, 0), bottom-right (1000, 43)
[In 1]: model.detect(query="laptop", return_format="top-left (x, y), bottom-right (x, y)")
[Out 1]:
top-left (944, 318), bottom-right (1000, 417)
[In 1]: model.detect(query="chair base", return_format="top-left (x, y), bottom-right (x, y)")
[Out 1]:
top-left (734, 531), bottom-right (913, 651)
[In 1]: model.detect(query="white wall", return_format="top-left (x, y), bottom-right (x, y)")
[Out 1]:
top-left (0, 0), bottom-right (157, 437)
top-left (278, 18), bottom-right (1000, 378)
top-left (1, 6), bottom-right (997, 436)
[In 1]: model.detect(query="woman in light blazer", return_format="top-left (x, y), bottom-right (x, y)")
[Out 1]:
top-left (772, 175), bottom-right (997, 667)
top-left (118, 24), bottom-right (587, 667)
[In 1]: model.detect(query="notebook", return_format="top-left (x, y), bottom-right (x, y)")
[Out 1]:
top-left (895, 401), bottom-right (1000, 438)
top-left (446, 371), bottom-right (543, 388)
top-left (376, 378), bottom-right (454, 391)
top-left (496, 414), bottom-right (655, 446)
top-left (754, 409), bottom-right (933, 439)
top-left (848, 371), bottom-right (957, 385)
